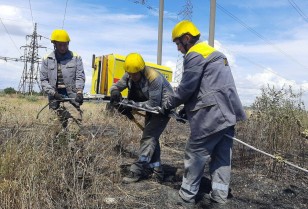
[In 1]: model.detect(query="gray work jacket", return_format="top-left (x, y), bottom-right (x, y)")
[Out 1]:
top-left (166, 41), bottom-right (246, 139)
top-left (110, 66), bottom-right (173, 108)
top-left (40, 51), bottom-right (85, 98)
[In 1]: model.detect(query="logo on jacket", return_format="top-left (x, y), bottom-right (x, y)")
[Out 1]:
top-left (223, 58), bottom-right (229, 66)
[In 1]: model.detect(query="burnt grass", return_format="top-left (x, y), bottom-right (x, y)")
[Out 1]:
top-left (94, 118), bottom-right (308, 209)
top-left (0, 97), bottom-right (307, 209)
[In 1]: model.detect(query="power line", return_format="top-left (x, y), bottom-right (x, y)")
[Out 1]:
top-left (0, 56), bottom-right (25, 62)
top-left (0, 17), bottom-right (30, 23)
top-left (28, 0), bottom-right (35, 28)
top-left (18, 23), bottom-right (46, 94)
top-left (174, 0), bottom-right (193, 84)
top-left (216, 2), bottom-right (308, 70)
top-left (227, 48), bottom-right (293, 81)
top-left (128, 0), bottom-right (178, 22)
top-left (178, 0), bottom-right (193, 20)
top-left (0, 18), bottom-right (23, 56)
top-left (130, 0), bottom-right (158, 12)
top-left (62, 0), bottom-right (69, 29)
top-left (288, 0), bottom-right (308, 23)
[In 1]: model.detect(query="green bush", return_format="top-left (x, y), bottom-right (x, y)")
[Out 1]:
top-left (235, 85), bottom-right (307, 176)
top-left (4, 87), bottom-right (16, 94)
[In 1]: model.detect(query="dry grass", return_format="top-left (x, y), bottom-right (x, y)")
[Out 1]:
top-left (0, 95), bottom-right (143, 208)
top-left (0, 91), bottom-right (307, 209)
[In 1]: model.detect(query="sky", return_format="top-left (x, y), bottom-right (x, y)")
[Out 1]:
top-left (0, 0), bottom-right (308, 107)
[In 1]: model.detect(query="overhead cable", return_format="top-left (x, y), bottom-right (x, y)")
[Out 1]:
top-left (62, 0), bottom-right (69, 29)
top-left (128, 0), bottom-right (178, 22)
top-left (28, 0), bottom-right (35, 28)
top-left (0, 18), bottom-right (23, 56)
top-left (288, 0), bottom-right (308, 23)
top-left (226, 47), bottom-right (292, 81)
top-left (216, 2), bottom-right (308, 70)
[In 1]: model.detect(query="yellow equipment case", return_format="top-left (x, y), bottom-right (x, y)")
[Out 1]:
top-left (90, 54), bottom-right (173, 98)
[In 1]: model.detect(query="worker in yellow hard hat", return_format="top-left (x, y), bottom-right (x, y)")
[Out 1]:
top-left (162, 20), bottom-right (247, 207)
top-left (109, 53), bottom-right (174, 183)
top-left (40, 29), bottom-right (85, 129)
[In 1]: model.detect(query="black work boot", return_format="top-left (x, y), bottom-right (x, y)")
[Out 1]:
top-left (167, 190), bottom-right (195, 209)
top-left (152, 167), bottom-right (164, 182)
top-left (122, 171), bottom-right (142, 184)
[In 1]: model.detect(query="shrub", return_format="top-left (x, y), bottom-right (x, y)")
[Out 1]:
top-left (235, 85), bottom-right (307, 177)
top-left (3, 87), bottom-right (16, 94)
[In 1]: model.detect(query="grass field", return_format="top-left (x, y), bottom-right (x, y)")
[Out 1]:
top-left (0, 94), bottom-right (307, 209)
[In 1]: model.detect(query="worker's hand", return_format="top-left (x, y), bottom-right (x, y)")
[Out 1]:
top-left (134, 102), bottom-right (148, 108)
top-left (54, 92), bottom-right (63, 100)
top-left (117, 105), bottom-right (133, 119)
top-left (178, 107), bottom-right (187, 120)
top-left (159, 106), bottom-right (171, 116)
top-left (110, 89), bottom-right (121, 105)
top-left (75, 93), bottom-right (83, 105)
top-left (175, 107), bottom-right (187, 124)
top-left (142, 103), bottom-right (157, 111)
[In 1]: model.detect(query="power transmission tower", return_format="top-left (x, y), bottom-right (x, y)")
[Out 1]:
top-left (173, 0), bottom-right (193, 84)
top-left (18, 23), bottom-right (46, 95)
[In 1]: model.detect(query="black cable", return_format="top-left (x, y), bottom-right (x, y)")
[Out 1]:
top-left (0, 18), bottom-right (23, 56)
top-left (62, 0), bottom-right (69, 29)
top-left (288, 0), bottom-right (308, 23)
top-left (216, 1), bottom-right (308, 70)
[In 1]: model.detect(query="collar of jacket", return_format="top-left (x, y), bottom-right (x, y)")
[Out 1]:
top-left (142, 67), bottom-right (159, 83)
top-left (127, 67), bottom-right (160, 89)
top-left (45, 50), bottom-right (78, 60)
top-left (55, 50), bottom-right (73, 62)
top-left (186, 41), bottom-right (216, 59)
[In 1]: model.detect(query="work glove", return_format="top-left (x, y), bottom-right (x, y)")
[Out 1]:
top-left (110, 89), bottom-right (121, 105)
top-left (54, 92), bottom-right (63, 100)
top-left (75, 93), bottom-right (83, 105)
top-left (159, 106), bottom-right (171, 116)
top-left (178, 107), bottom-right (187, 120)
top-left (141, 103), bottom-right (158, 112)
top-left (176, 107), bottom-right (187, 124)
top-left (117, 105), bottom-right (133, 119)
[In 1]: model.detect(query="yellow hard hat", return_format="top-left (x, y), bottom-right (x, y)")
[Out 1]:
top-left (172, 20), bottom-right (200, 41)
top-left (124, 53), bottom-right (145, 73)
top-left (50, 29), bottom-right (70, 42)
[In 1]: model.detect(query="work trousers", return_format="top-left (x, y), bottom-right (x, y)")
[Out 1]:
top-left (130, 113), bottom-right (170, 175)
top-left (179, 126), bottom-right (235, 203)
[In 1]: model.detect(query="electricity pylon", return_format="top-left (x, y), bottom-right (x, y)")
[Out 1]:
top-left (18, 23), bottom-right (46, 95)
top-left (173, 0), bottom-right (193, 84)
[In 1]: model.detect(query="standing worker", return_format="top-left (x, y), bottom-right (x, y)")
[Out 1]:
top-left (162, 20), bottom-right (246, 207)
top-left (109, 53), bottom-right (173, 183)
top-left (40, 29), bottom-right (85, 129)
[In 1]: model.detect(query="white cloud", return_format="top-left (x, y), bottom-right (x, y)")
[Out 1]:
top-left (246, 69), bottom-right (295, 88)
top-left (0, 0), bottom-right (307, 108)
top-left (214, 40), bottom-right (236, 67)
top-left (241, 69), bottom-right (308, 106)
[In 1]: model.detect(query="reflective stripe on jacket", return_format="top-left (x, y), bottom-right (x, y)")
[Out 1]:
top-left (40, 51), bottom-right (85, 98)
top-left (166, 41), bottom-right (246, 139)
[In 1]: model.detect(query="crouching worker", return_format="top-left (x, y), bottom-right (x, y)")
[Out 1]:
top-left (109, 53), bottom-right (174, 183)
top-left (40, 29), bottom-right (85, 129)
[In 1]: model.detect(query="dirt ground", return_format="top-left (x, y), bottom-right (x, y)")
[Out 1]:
top-left (105, 121), bottom-right (308, 209)
top-left (116, 152), bottom-right (307, 209)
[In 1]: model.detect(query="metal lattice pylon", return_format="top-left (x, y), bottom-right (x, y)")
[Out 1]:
top-left (173, 0), bottom-right (193, 83)
top-left (18, 23), bottom-right (46, 94)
